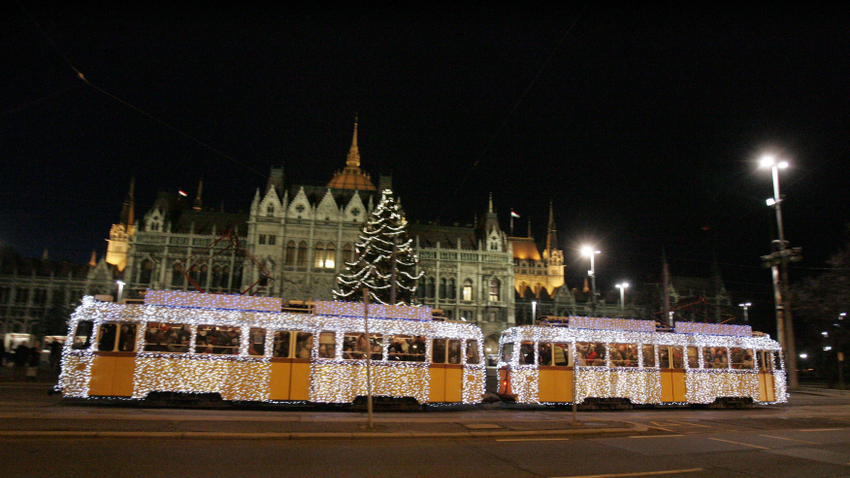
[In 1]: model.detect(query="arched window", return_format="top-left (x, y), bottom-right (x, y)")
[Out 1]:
top-left (439, 278), bottom-right (447, 299)
top-left (285, 241), bottom-right (296, 265)
top-left (199, 265), bottom-right (209, 288)
top-left (212, 266), bottom-right (222, 288)
top-left (489, 278), bottom-right (501, 302)
top-left (462, 280), bottom-right (473, 301)
top-left (448, 279), bottom-right (456, 299)
top-left (314, 242), bottom-right (325, 268)
top-left (297, 242), bottom-right (308, 267)
top-left (221, 266), bottom-right (231, 290)
top-left (342, 244), bottom-right (353, 264)
top-left (171, 264), bottom-right (184, 287)
top-left (139, 259), bottom-right (153, 285)
top-left (324, 243), bottom-right (335, 268)
top-left (231, 266), bottom-right (243, 292)
top-left (427, 278), bottom-right (436, 298)
top-left (266, 204), bottom-right (275, 217)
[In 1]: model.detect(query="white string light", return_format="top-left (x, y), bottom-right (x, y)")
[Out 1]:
top-left (499, 322), bottom-right (786, 405)
top-left (60, 293), bottom-right (485, 404)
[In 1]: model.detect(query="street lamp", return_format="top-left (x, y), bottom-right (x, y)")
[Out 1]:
top-left (581, 246), bottom-right (600, 312)
top-left (738, 302), bottom-right (752, 323)
top-left (531, 300), bottom-right (537, 324)
top-left (615, 282), bottom-right (629, 315)
top-left (759, 154), bottom-right (798, 389)
top-left (116, 280), bottom-right (125, 303)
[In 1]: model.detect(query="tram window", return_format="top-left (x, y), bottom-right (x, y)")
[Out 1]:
top-left (552, 343), bottom-right (569, 366)
top-left (518, 342), bottom-right (535, 365)
top-left (97, 324), bottom-right (117, 351)
top-left (687, 347), bottom-right (699, 369)
top-left (144, 322), bottom-right (191, 352)
top-left (118, 324), bottom-right (137, 351)
top-left (388, 335), bottom-right (427, 361)
top-left (642, 345), bottom-right (655, 368)
top-left (577, 342), bottom-right (606, 366)
top-left (729, 348), bottom-right (754, 369)
top-left (294, 332), bottom-right (313, 359)
top-left (465, 340), bottom-right (480, 364)
top-left (343, 333), bottom-right (382, 360)
top-left (538, 343), bottom-right (552, 365)
top-left (609, 343), bottom-right (638, 367)
top-left (273, 331), bottom-right (291, 358)
top-left (671, 346), bottom-right (685, 369)
top-left (72, 321), bottom-right (93, 349)
top-left (432, 338), bottom-right (447, 363)
top-left (501, 343), bottom-right (513, 363)
top-left (318, 332), bottom-right (335, 359)
top-left (248, 328), bottom-right (265, 356)
top-left (195, 325), bottom-right (240, 355)
top-left (659, 346), bottom-right (671, 368)
top-left (702, 347), bottom-right (728, 369)
top-left (448, 339), bottom-right (462, 364)
top-left (773, 352), bottom-right (783, 370)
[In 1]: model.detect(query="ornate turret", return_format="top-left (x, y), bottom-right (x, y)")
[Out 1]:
top-left (106, 178), bottom-right (136, 272)
top-left (327, 115), bottom-right (377, 191)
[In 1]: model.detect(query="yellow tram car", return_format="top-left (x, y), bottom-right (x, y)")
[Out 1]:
top-left (498, 316), bottom-right (786, 407)
top-left (60, 290), bottom-right (486, 405)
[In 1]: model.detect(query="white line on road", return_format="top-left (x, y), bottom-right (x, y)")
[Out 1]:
top-left (549, 468), bottom-right (704, 478)
top-left (496, 437), bottom-right (570, 442)
top-left (707, 437), bottom-right (770, 450)
top-left (759, 434), bottom-right (820, 444)
top-left (628, 434), bottom-right (684, 439)
top-left (797, 428), bottom-right (845, 432)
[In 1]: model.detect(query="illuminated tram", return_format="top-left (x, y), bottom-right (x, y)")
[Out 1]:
top-left (60, 290), bottom-right (486, 405)
top-left (497, 316), bottom-right (786, 407)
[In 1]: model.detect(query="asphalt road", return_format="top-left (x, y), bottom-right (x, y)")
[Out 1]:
top-left (1, 381), bottom-right (849, 477)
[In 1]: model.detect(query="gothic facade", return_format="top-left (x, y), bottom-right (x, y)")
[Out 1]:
top-left (110, 121), bottom-right (515, 352)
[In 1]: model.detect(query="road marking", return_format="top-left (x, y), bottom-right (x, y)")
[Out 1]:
top-left (759, 434), bottom-right (820, 444)
top-left (663, 419), bottom-right (713, 428)
top-left (798, 428), bottom-right (844, 432)
top-left (646, 422), bottom-right (678, 433)
top-left (628, 435), bottom-right (684, 439)
top-left (550, 468), bottom-right (704, 478)
top-left (465, 423), bottom-right (502, 429)
top-left (708, 438), bottom-right (770, 450)
top-left (496, 437), bottom-right (570, 442)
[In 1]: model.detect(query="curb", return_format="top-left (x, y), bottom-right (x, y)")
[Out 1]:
top-left (0, 425), bottom-right (645, 440)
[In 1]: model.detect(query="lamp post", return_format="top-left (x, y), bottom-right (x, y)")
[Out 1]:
top-left (581, 246), bottom-right (600, 313)
top-left (759, 154), bottom-right (799, 389)
top-left (738, 302), bottom-right (752, 323)
top-left (116, 280), bottom-right (125, 303)
top-left (615, 282), bottom-right (629, 315)
top-left (531, 300), bottom-right (537, 325)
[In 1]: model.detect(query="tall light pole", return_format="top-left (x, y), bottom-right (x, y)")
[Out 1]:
top-left (116, 280), bottom-right (125, 303)
top-left (616, 282), bottom-right (629, 315)
top-left (759, 154), bottom-right (800, 389)
top-left (581, 246), bottom-right (600, 313)
top-left (531, 300), bottom-right (537, 324)
top-left (738, 302), bottom-right (751, 323)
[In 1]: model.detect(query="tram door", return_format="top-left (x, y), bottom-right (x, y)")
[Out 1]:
top-left (429, 338), bottom-right (463, 402)
top-left (757, 351), bottom-right (777, 402)
top-left (269, 331), bottom-right (313, 401)
top-left (537, 343), bottom-right (574, 402)
top-left (88, 322), bottom-right (137, 397)
top-left (659, 345), bottom-right (688, 402)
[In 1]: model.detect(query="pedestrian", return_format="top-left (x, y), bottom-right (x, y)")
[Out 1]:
top-left (49, 338), bottom-right (62, 370)
top-left (27, 341), bottom-right (40, 381)
top-left (0, 340), bottom-right (5, 367)
top-left (14, 341), bottom-right (30, 380)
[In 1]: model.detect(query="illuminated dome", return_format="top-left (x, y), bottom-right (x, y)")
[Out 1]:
top-left (327, 118), bottom-right (377, 191)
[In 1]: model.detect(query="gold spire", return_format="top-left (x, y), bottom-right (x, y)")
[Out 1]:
top-left (346, 114), bottom-right (360, 168)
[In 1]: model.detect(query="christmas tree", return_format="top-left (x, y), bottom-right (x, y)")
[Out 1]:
top-left (334, 189), bottom-right (424, 305)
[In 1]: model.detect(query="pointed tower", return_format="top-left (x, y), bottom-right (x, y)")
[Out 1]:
top-left (106, 178), bottom-right (136, 272)
top-left (193, 178), bottom-right (204, 211)
top-left (480, 193), bottom-right (505, 252)
top-left (327, 115), bottom-right (377, 191)
top-left (542, 201), bottom-right (563, 265)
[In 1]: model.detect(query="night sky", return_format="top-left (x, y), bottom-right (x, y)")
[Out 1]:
top-left (3, 4), bottom-right (850, 330)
